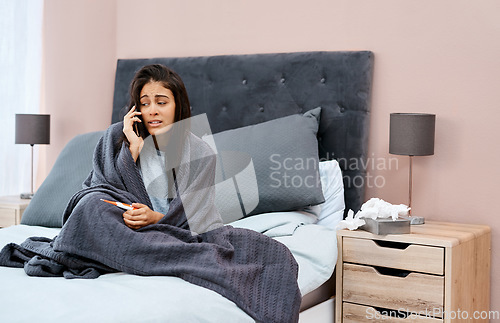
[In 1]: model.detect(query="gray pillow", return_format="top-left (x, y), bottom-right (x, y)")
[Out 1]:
top-left (22, 108), bottom-right (324, 227)
top-left (21, 131), bottom-right (104, 227)
top-left (211, 108), bottom-right (324, 222)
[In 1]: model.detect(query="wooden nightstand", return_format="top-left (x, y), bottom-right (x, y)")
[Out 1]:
top-left (0, 195), bottom-right (31, 227)
top-left (336, 221), bottom-right (491, 322)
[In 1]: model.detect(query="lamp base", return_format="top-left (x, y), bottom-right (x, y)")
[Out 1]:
top-left (401, 215), bottom-right (425, 225)
top-left (20, 192), bottom-right (34, 199)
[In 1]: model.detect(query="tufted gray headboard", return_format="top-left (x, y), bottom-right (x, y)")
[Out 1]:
top-left (112, 51), bottom-right (374, 214)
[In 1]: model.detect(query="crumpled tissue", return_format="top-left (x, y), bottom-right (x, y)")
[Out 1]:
top-left (336, 198), bottom-right (410, 231)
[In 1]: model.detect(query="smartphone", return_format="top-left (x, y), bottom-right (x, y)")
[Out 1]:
top-left (132, 104), bottom-right (142, 137)
top-left (134, 120), bottom-right (140, 137)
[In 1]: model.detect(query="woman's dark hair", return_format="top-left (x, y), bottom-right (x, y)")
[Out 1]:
top-left (127, 64), bottom-right (191, 138)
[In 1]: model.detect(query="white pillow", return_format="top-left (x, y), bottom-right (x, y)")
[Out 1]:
top-left (316, 160), bottom-right (345, 229)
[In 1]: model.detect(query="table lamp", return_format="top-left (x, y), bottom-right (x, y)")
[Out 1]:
top-left (15, 114), bottom-right (51, 199)
top-left (389, 113), bottom-right (435, 225)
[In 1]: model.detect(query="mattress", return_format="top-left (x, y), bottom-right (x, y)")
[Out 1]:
top-left (0, 210), bottom-right (337, 322)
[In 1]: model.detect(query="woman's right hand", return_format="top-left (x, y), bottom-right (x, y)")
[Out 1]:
top-left (123, 106), bottom-right (144, 162)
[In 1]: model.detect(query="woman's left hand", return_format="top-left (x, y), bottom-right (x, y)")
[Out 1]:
top-left (122, 203), bottom-right (164, 229)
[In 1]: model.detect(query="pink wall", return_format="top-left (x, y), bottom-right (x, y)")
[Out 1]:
top-left (42, 0), bottom-right (117, 176)
top-left (44, 0), bottom-right (499, 310)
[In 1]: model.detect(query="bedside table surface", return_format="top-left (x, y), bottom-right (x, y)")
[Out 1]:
top-left (0, 195), bottom-right (31, 208)
top-left (337, 221), bottom-right (490, 247)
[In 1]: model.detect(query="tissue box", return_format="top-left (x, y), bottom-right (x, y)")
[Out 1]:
top-left (360, 217), bottom-right (410, 235)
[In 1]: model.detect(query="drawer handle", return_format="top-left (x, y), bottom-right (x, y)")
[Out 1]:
top-left (373, 239), bottom-right (411, 250)
top-left (373, 266), bottom-right (410, 278)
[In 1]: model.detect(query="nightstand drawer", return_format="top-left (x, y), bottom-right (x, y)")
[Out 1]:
top-left (343, 237), bottom-right (444, 275)
top-left (343, 302), bottom-right (443, 322)
top-left (342, 263), bottom-right (444, 317)
top-left (0, 207), bottom-right (17, 227)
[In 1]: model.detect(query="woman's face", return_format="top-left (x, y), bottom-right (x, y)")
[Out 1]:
top-left (139, 81), bottom-right (176, 135)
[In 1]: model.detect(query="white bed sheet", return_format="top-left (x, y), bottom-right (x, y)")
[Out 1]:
top-left (0, 211), bottom-right (337, 322)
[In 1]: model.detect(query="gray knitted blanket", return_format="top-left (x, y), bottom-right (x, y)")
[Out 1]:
top-left (0, 123), bottom-right (301, 323)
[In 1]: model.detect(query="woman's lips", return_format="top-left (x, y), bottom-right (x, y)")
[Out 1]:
top-left (148, 120), bottom-right (163, 127)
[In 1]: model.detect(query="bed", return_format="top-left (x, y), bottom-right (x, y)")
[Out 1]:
top-left (0, 51), bottom-right (373, 322)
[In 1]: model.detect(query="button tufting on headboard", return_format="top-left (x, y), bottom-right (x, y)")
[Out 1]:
top-left (112, 51), bottom-right (374, 214)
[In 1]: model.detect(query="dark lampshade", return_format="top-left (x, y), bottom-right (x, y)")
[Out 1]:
top-left (15, 114), bottom-right (51, 145)
top-left (389, 113), bottom-right (435, 156)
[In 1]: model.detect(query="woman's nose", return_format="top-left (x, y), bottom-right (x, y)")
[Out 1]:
top-left (149, 104), bottom-right (159, 115)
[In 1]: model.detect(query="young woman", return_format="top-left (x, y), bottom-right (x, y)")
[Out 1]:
top-left (119, 64), bottom-right (223, 233)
